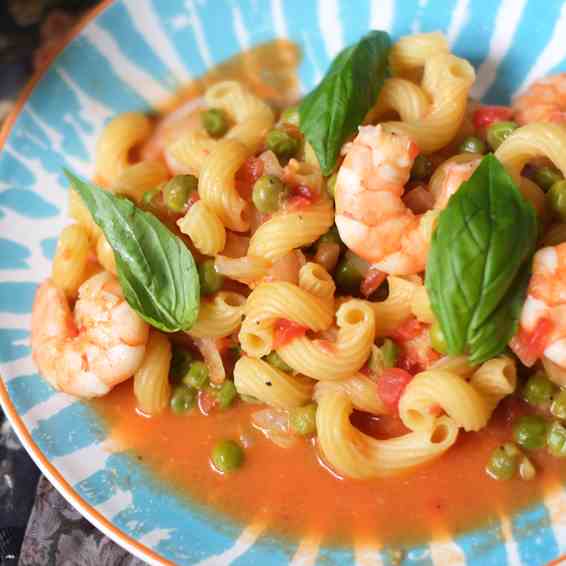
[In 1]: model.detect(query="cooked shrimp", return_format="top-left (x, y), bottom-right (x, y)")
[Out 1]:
top-left (335, 125), bottom-right (478, 275)
top-left (510, 243), bottom-right (566, 376)
top-left (513, 74), bottom-right (566, 125)
top-left (430, 158), bottom-right (480, 210)
top-left (31, 271), bottom-right (149, 398)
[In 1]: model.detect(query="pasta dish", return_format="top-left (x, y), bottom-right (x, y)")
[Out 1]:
top-left (29, 30), bottom-right (566, 543)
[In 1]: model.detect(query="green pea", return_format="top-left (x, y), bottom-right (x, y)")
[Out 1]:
top-left (198, 259), bottom-right (224, 296)
top-left (264, 351), bottom-right (292, 373)
top-left (201, 108), bottom-right (229, 138)
top-left (380, 338), bottom-right (399, 369)
top-left (142, 188), bottom-right (160, 207)
top-left (410, 155), bottom-right (433, 181)
top-left (162, 175), bottom-right (198, 213)
top-left (215, 380), bottom-right (238, 409)
top-left (486, 121), bottom-right (518, 150)
top-left (266, 129), bottom-right (300, 160)
top-left (170, 385), bottom-right (196, 415)
top-left (458, 136), bottom-right (487, 155)
top-left (252, 175), bottom-right (288, 213)
top-left (486, 442), bottom-right (520, 480)
top-left (289, 403), bottom-right (317, 436)
top-left (430, 320), bottom-right (449, 354)
top-left (513, 414), bottom-right (548, 450)
top-left (281, 106), bottom-right (300, 127)
top-left (334, 256), bottom-right (363, 294)
top-left (551, 390), bottom-right (566, 420)
top-left (183, 360), bottom-right (209, 390)
top-left (211, 439), bottom-right (244, 472)
top-left (547, 420), bottom-right (566, 458)
top-left (548, 180), bottom-right (566, 222)
top-left (170, 346), bottom-right (193, 382)
top-left (326, 173), bottom-right (337, 200)
top-left (522, 371), bottom-right (556, 406)
top-left (530, 166), bottom-right (563, 192)
top-left (318, 225), bottom-right (342, 247)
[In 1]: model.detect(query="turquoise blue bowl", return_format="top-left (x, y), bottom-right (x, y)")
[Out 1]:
top-left (2, 1), bottom-right (566, 564)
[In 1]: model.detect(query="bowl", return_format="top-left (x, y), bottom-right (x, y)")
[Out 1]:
top-left (1, 0), bottom-right (566, 564)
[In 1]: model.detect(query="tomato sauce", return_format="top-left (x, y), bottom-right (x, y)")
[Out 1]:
top-left (93, 385), bottom-right (566, 548)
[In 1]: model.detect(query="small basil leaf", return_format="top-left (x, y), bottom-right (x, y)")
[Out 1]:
top-left (299, 30), bottom-right (391, 175)
top-left (65, 170), bottom-right (200, 332)
top-left (425, 154), bottom-right (537, 364)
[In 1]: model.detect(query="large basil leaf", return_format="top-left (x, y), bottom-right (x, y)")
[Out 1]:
top-left (298, 30), bottom-right (391, 176)
top-left (66, 170), bottom-right (200, 332)
top-left (425, 154), bottom-right (537, 364)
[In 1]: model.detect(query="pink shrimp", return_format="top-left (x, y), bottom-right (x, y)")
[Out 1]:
top-left (335, 125), bottom-right (479, 275)
top-left (31, 271), bottom-right (149, 398)
top-left (510, 244), bottom-right (566, 380)
top-left (513, 74), bottom-right (566, 125)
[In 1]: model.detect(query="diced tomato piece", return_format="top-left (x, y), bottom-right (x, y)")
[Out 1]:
top-left (361, 268), bottom-right (386, 298)
top-left (215, 336), bottom-right (232, 354)
top-left (377, 368), bottom-right (414, 412)
top-left (391, 317), bottom-right (423, 342)
top-left (281, 123), bottom-right (302, 139)
top-left (397, 352), bottom-right (424, 375)
top-left (272, 319), bottom-right (309, 348)
top-left (408, 141), bottom-right (421, 161)
top-left (472, 105), bottom-right (514, 131)
top-left (286, 195), bottom-right (313, 211)
top-left (510, 318), bottom-right (554, 367)
top-left (235, 157), bottom-right (264, 199)
top-left (198, 389), bottom-right (217, 415)
top-left (428, 404), bottom-right (443, 416)
top-left (358, 363), bottom-right (372, 377)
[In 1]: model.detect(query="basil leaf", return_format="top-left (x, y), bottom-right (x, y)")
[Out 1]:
top-left (425, 154), bottom-right (537, 364)
top-left (298, 30), bottom-right (391, 175)
top-left (65, 170), bottom-right (200, 332)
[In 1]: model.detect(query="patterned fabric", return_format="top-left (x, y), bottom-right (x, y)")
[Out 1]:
top-left (0, 419), bottom-right (39, 565)
top-left (18, 477), bottom-right (146, 566)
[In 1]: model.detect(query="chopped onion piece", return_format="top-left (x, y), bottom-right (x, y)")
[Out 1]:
top-left (251, 408), bottom-right (297, 448)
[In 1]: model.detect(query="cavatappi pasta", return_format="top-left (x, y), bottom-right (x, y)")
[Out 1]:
top-left (51, 224), bottom-right (91, 298)
top-left (31, 28), bottom-right (566, 500)
top-left (234, 356), bottom-right (313, 408)
top-left (188, 291), bottom-right (246, 339)
top-left (276, 300), bottom-right (375, 381)
top-left (317, 391), bottom-right (459, 479)
top-left (95, 112), bottom-right (153, 185)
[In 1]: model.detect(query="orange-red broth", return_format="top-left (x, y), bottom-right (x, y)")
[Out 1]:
top-left (93, 384), bottom-right (566, 548)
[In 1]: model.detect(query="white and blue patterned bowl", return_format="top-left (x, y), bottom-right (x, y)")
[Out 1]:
top-left (2, 1), bottom-right (566, 564)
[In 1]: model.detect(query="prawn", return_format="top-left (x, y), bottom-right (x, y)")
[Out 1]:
top-left (513, 74), bottom-right (566, 126)
top-left (335, 125), bottom-right (478, 275)
top-left (510, 243), bottom-right (566, 378)
top-left (31, 271), bottom-right (149, 398)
